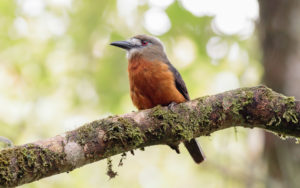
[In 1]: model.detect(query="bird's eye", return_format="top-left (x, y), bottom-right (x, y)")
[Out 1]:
top-left (141, 40), bottom-right (148, 46)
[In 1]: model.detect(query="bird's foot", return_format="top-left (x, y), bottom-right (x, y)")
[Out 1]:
top-left (168, 102), bottom-right (177, 112)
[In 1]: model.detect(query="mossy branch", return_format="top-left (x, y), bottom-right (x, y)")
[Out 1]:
top-left (1, 86), bottom-right (300, 187)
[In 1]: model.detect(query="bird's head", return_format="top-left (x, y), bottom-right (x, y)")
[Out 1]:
top-left (110, 35), bottom-right (167, 61)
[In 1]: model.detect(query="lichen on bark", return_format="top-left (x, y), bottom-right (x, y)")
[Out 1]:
top-left (0, 144), bottom-right (65, 187)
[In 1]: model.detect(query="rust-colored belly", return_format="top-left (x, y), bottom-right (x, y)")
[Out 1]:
top-left (128, 58), bottom-right (185, 110)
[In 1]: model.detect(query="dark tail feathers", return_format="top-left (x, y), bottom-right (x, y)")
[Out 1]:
top-left (184, 138), bottom-right (205, 164)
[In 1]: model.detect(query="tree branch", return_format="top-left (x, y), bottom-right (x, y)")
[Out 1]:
top-left (1, 86), bottom-right (299, 187)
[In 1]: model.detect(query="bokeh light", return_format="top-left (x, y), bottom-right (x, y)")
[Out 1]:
top-left (144, 8), bottom-right (171, 35)
top-left (180, 0), bottom-right (259, 37)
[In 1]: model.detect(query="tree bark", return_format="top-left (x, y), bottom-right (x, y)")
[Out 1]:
top-left (0, 86), bottom-right (300, 187)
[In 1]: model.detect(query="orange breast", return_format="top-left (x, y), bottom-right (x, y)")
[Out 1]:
top-left (128, 56), bottom-right (186, 110)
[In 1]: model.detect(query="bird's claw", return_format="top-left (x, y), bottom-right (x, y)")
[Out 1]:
top-left (168, 102), bottom-right (177, 112)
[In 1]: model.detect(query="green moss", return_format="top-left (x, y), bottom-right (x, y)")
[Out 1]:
top-left (265, 90), bottom-right (298, 126)
top-left (0, 144), bottom-right (65, 186)
top-left (149, 105), bottom-right (195, 142)
top-left (66, 121), bottom-right (100, 146)
top-left (196, 98), bottom-right (213, 126)
top-left (106, 157), bottom-right (117, 179)
top-left (66, 116), bottom-right (145, 158)
top-left (234, 90), bottom-right (254, 114)
top-left (221, 89), bottom-right (254, 123)
top-left (267, 116), bottom-right (281, 126)
top-left (102, 117), bottom-right (144, 157)
top-left (115, 117), bottom-right (144, 146)
top-left (282, 97), bottom-right (298, 124)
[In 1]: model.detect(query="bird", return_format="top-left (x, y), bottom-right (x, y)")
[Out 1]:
top-left (110, 34), bottom-right (205, 164)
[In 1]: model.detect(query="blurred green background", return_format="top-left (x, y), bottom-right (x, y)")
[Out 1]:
top-left (1, 0), bottom-right (299, 187)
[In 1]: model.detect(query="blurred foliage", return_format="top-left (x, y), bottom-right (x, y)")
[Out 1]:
top-left (0, 0), bottom-right (268, 187)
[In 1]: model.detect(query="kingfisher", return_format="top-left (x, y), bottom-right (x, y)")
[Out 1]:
top-left (110, 35), bottom-right (205, 163)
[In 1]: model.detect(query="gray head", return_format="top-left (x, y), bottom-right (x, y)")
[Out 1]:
top-left (110, 35), bottom-right (167, 61)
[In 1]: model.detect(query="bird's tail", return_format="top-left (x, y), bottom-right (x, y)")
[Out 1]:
top-left (184, 138), bottom-right (205, 164)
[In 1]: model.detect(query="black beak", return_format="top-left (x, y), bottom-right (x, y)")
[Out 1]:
top-left (110, 41), bottom-right (135, 50)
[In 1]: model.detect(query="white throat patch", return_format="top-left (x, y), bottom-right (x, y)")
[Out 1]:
top-left (126, 48), bottom-right (139, 59)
